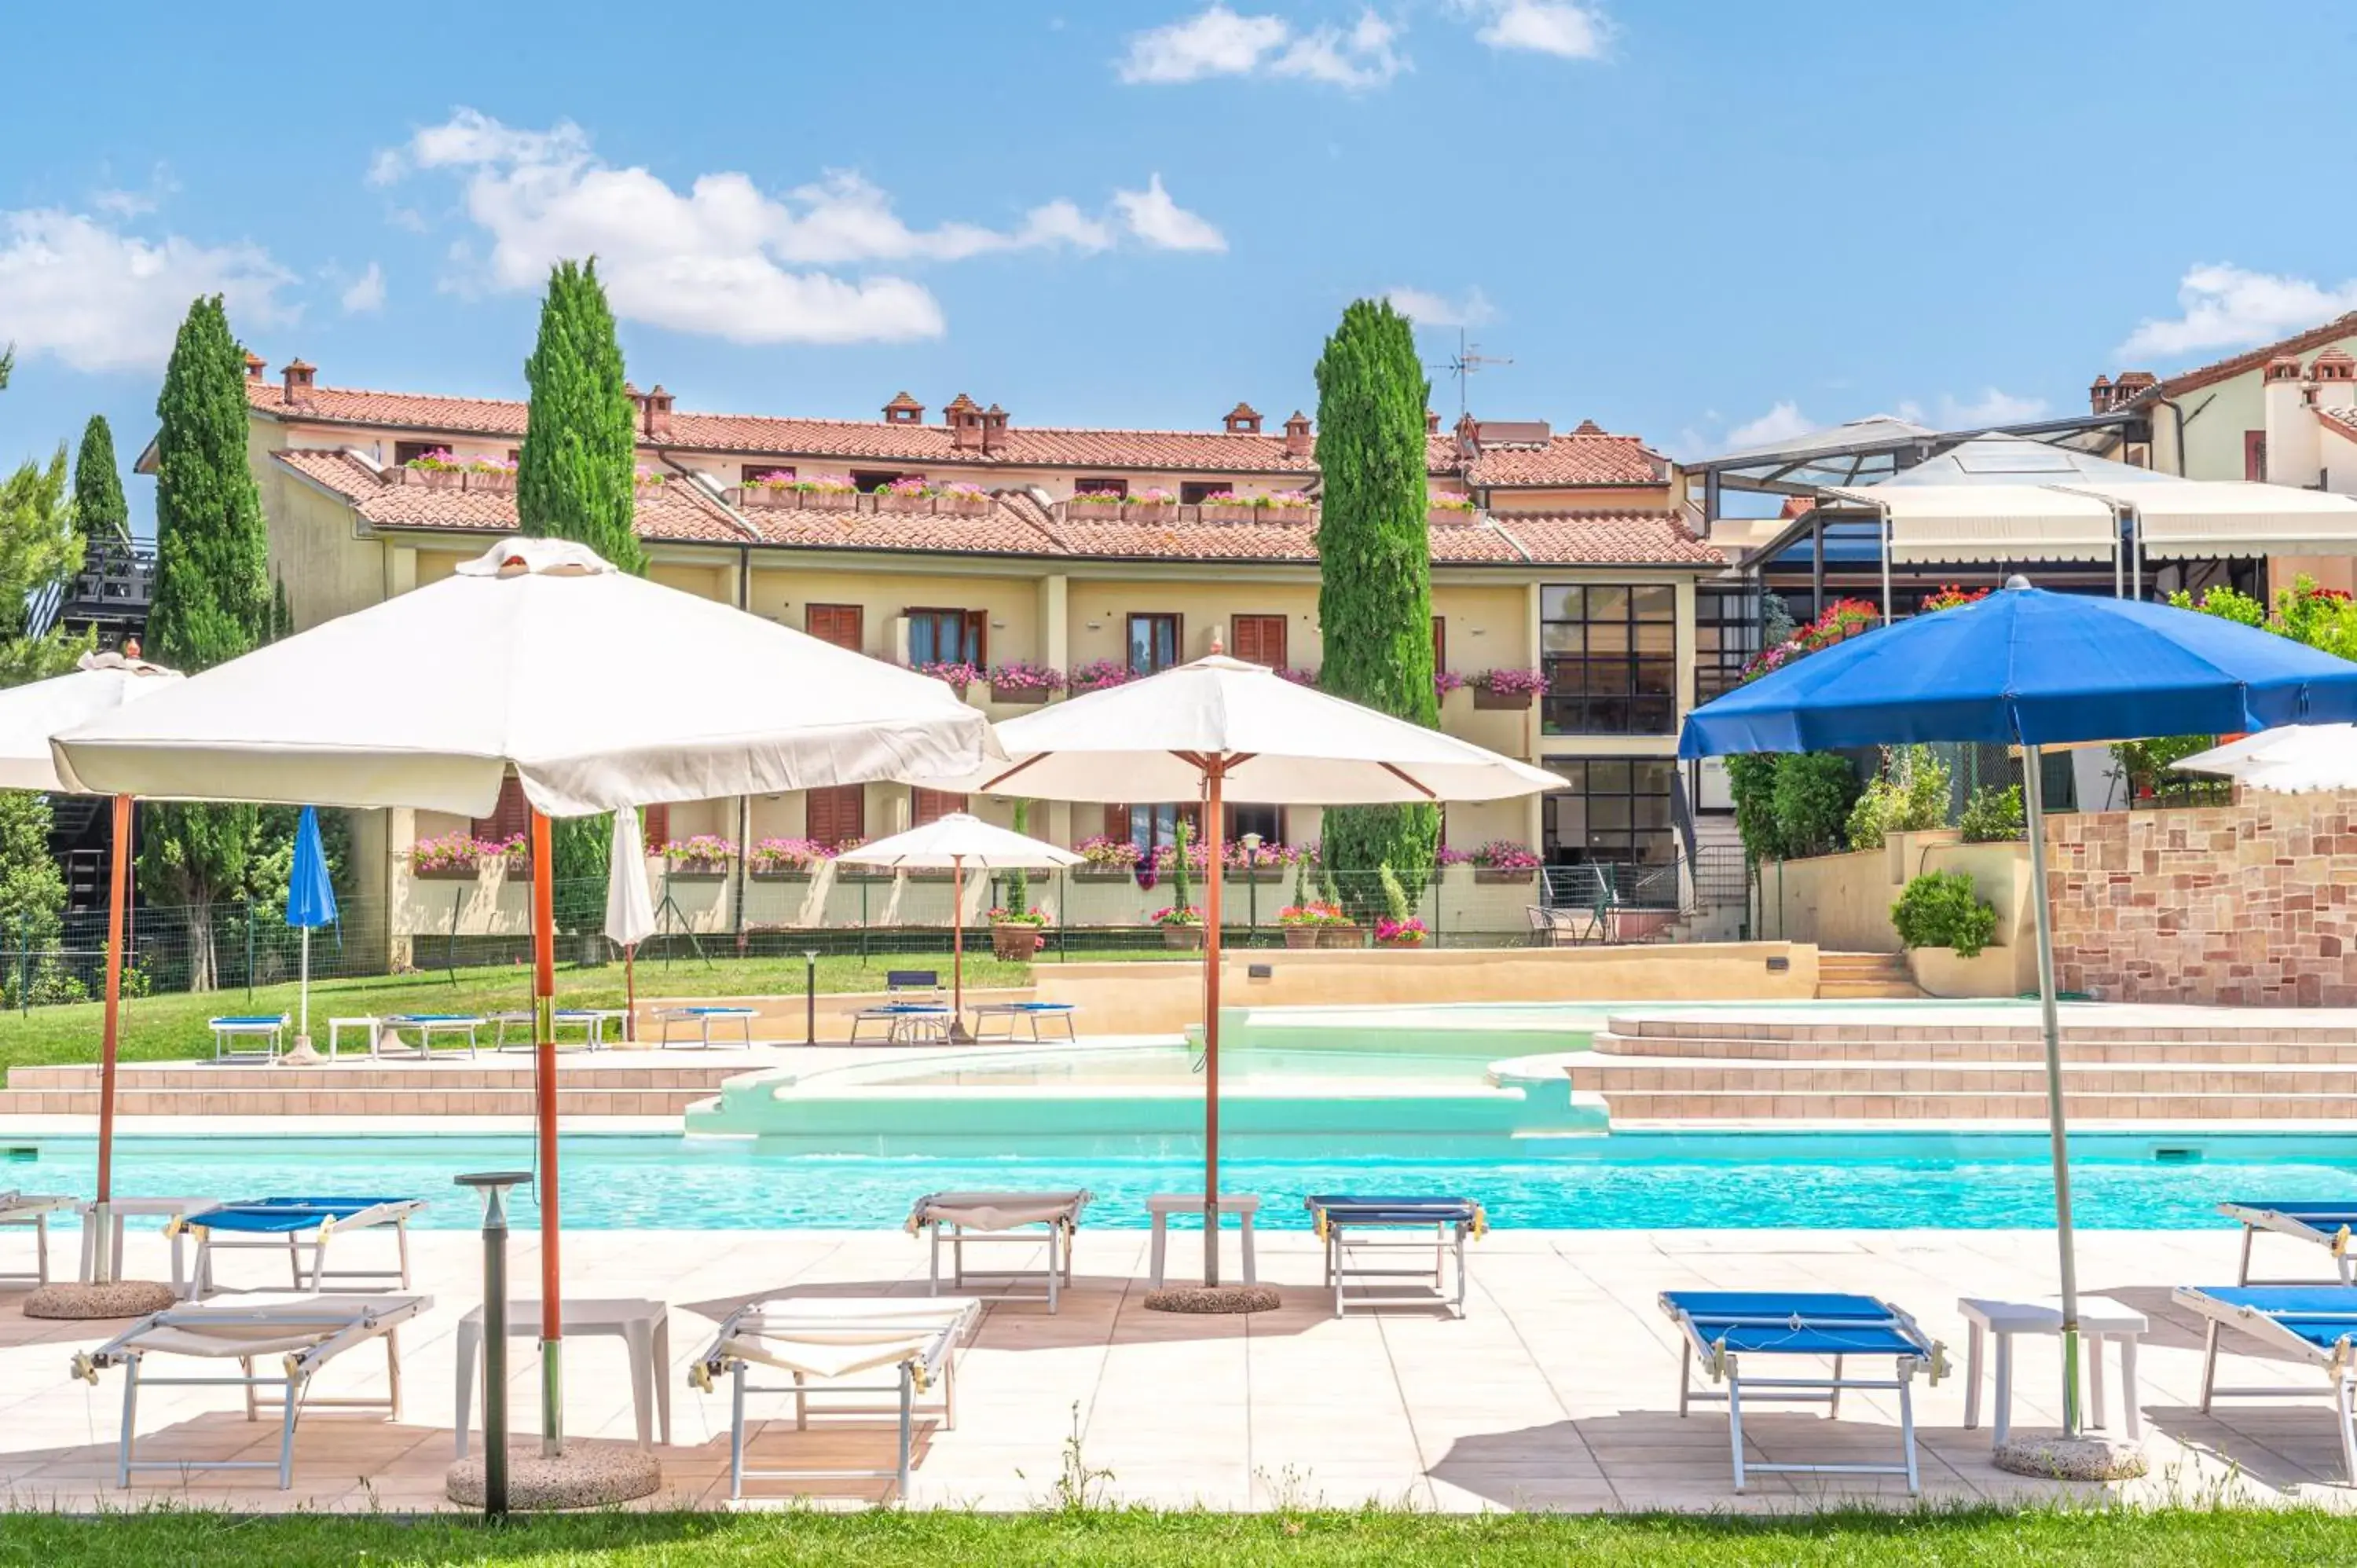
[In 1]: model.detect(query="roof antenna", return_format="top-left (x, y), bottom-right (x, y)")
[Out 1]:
top-left (1432, 328), bottom-right (1512, 419)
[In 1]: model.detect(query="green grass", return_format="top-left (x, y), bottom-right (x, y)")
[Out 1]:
top-left (1, 1507), bottom-right (2355, 1566)
top-left (0, 949), bottom-right (1184, 1075)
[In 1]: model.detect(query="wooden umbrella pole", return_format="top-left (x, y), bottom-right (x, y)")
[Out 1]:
top-left (529, 808), bottom-right (564, 1456)
top-left (92, 793), bottom-right (132, 1277)
top-left (1202, 763), bottom-right (1225, 1286)
top-left (951, 854), bottom-right (965, 1027)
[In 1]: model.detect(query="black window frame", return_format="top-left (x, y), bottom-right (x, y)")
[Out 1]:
top-left (1540, 583), bottom-right (1678, 736)
top-left (1542, 757), bottom-right (1681, 887)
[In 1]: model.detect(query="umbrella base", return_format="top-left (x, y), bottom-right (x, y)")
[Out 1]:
top-left (1992, 1432), bottom-right (2146, 1481)
top-left (1143, 1285), bottom-right (1282, 1315)
top-left (24, 1280), bottom-right (178, 1320)
top-left (445, 1442), bottom-right (664, 1509)
top-left (280, 1038), bottom-right (323, 1065)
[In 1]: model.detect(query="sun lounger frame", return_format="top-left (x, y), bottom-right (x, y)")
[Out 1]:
top-left (908, 1192), bottom-right (1088, 1311)
top-left (2177, 1284), bottom-right (2357, 1482)
top-left (2220, 1202), bottom-right (2357, 1287)
top-left (177, 1198), bottom-right (424, 1296)
top-left (1659, 1291), bottom-right (1944, 1494)
top-left (0, 1192), bottom-right (71, 1287)
top-left (75, 1295), bottom-right (427, 1489)
top-left (656, 1006), bottom-right (758, 1049)
top-left (1306, 1196), bottom-right (1483, 1318)
top-left (690, 1299), bottom-right (979, 1499)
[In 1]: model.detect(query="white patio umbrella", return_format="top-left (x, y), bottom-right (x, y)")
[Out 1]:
top-left (921, 653), bottom-right (1560, 1284)
top-left (834, 811), bottom-right (1081, 1033)
top-left (605, 808), bottom-right (658, 1042)
top-left (0, 648), bottom-right (183, 1283)
top-left (54, 537), bottom-right (994, 1453)
top-left (2179, 724), bottom-right (2357, 793)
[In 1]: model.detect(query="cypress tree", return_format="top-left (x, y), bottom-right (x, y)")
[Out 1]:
top-left (72, 415), bottom-right (129, 545)
top-left (518, 261), bottom-right (643, 932)
top-left (517, 258), bottom-right (644, 573)
top-left (143, 295), bottom-right (268, 989)
top-left (1313, 299), bottom-right (1439, 914)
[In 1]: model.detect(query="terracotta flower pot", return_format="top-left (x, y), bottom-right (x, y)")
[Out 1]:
top-left (1281, 926), bottom-right (1321, 949)
top-left (1161, 925), bottom-right (1206, 951)
top-left (992, 924), bottom-right (1044, 962)
top-left (1318, 924), bottom-right (1364, 949)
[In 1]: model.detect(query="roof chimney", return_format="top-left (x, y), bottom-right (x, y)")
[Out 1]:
top-left (282, 357), bottom-right (317, 409)
top-left (1572, 418), bottom-right (1605, 435)
top-left (1282, 409), bottom-right (1312, 459)
top-left (2313, 348), bottom-right (2356, 390)
top-left (243, 351), bottom-right (266, 383)
top-left (981, 403), bottom-right (1009, 456)
top-left (1222, 401), bottom-right (1263, 435)
top-left (645, 383), bottom-right (675, 439)
top-left (944, 393), bottom-right (982, 452)
top-left (883, 390), bottom-right (925, 425)
top-left (2088, 373), bottom-right (2113, 414)
top-left (1425, 408), bottom-right (1441, 434)
top-left (624, 380), bottom-right (648, 429)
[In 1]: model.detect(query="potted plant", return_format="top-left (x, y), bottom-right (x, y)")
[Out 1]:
top-left (1067, 490), bottom-right (1125, 518)
top-left (1226, 839), bottom-right (1299, 883)
top-left (1069, 659), bottom-right (1138, 695)
top-left (1376, 915), bottom-right (1428, 948)
top-left (990, 905), bottom-right (1050, 961)
top-left (1434, 669), bottom-right (1469, 702)
top-left (1472, 668), bottom-right (1548, 710)
top-left (665, 833), bottom-right (737, 880)
top-left (988, 658), bottom-right (1066, 705)
top-left (1472, 841), bottom-right (1541, 884)
top-left (1124, 487), bottom-right (1175, 522)
top-left (407, 830), bottom-right (517, 881)
top-left (1153, 905), bottom-right (1205, 950)
top-left (1073, 834), bottom-right (1142, 881)
top-left (746, 837), bottom-right (834, 881)
top-left (915, 660), bottom-right (984, 696)
top-left (464, 456), bottom-right (519, 494)
top-left (1195, 489), bottom-right (1255, 524)
top-left (1277, 901), bottom-right (1340, 948)
top-left (632, 464), bottom-right (667, 488)
top-left (402, 448), bottom-right (467, 490)
top-left (937, 481), bottom-right (992, 518)
top-left (797, 474), bottom-right (858, 511)
top-left (874, 476), bottom-right (934, 513)
top-left (1266, 489), bottom-right (1316, 524)
top-left (1427, 493), bottom-right (1479, 526)
top-left (738, 470), bottom-right (800, 509)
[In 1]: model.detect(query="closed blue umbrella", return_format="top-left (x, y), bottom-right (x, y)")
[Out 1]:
top-left (1681, 580), bottom-right (2357, 1440)
top-left (286, 806), bottom-right (336, 1046)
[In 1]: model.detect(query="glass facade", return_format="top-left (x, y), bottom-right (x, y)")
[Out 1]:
top-left (1541, 584), bottom-right (1677, 735)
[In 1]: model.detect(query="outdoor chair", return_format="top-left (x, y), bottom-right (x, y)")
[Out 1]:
top-left (2219, 1201), bottom-right (2357, 1286)
top-left (170, 1196), bottom-right (426, 1296)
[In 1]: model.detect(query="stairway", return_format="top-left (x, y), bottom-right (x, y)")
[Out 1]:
top-left (0, 1059), bottom-right (750, 1119)
top-left (1815, 951), bottom-right (1920, 999)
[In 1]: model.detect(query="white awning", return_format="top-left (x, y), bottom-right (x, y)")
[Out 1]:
top-left (2118, 482), bottom-right (2357, 559)
top-left (1823, 484), bottom-right (2119, 564)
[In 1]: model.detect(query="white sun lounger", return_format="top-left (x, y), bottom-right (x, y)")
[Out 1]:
top-left (689, 1295), bottom-right (981, 1497)
top-left (70, 1291), bottom-right (429, 1488)
top-left (0, 1191), bottom-right (73, 1287)
top-left (2178, 1284), bottom-right (2357, 1482)
top-left (2220, 1202), bottom-right (2357, 1285)
top-left (906, 1190), bottom-right (1091, 1311)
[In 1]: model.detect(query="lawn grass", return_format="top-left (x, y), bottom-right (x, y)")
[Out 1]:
top-left (0, 948), bottom-right (1185, 1075)
top-left (2, 1506), bottom-right (2355, 1566)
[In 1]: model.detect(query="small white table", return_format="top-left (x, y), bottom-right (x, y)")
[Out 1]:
top-left (455, 1296), bottom-right (672, 1456)
top-left (77, 1196), bottom-right (222, 1297)
top-left (1146, 1193), bottom-right (1260, 1288)
top-left (327, 1016), bottom-right (379, 1059)
top-left (1959, 1295), bottom-right (2148, 1444)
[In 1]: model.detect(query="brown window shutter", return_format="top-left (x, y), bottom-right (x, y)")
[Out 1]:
top-left (1232, 614), bottom-right (1286, 669)
top-left (1103, 803), bottom-right (1131, 843)
top-left (642, 804), bottom-right (671, 850)
top-left (472, 775), bottom-right (529, 844)
top-left (1432, 615), bottom-right (1447, 672)
top-left (962, 610), bottom-right (988, 668)
top-left (806, 603), bottom-right (863, 652)
top-left (808, 785), bottom-right (867, 847)
top-left (911, 788), bottom-right (967, 827)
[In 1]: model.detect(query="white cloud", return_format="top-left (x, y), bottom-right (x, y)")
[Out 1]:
top-left (339, 262), bottom-right (387, 314)
top-left (1120, 6), bottom-right (1404, 89)
top-left (375, 110), bottom-right (1214, 343)
top-left (1113, 175), bottom-right (1227, 252)
top-left (1384, 285), bottom-right (1494, 328)
top-left (2119, 263), bottom-right (2357, 361)
top-left (1937, 387), bottom-right (2047, 427)
top-left (1456, 0), bottom-right (1609, 57)
top-left (0, 209), bottom-right (296, 374)
top-left (1724, 401), bottom-right (1815, 450)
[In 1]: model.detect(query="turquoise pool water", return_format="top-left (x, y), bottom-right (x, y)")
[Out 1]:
top-left (11, 1131), bottom-right (2355, 1230)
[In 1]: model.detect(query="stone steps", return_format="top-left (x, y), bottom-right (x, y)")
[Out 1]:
top-left (1589, 1028), bottom-right (2357, 1064)
top-left (0, 1084), bottom-right (713, 1117)
top-left (1814, 951), bottom-right (1920, 1000)
top-left (5, 1062), bottom-right (750, 1092)
top-left (1571, 1053), bottom-right (2357, 1096)
top-left (1599, 1089), bottom-right (2357, 1121)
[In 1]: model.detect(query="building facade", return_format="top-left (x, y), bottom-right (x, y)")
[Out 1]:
top-left (214, 356), bottom-right (1724, 941)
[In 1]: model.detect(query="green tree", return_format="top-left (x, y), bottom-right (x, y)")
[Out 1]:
top-left (518, 261), bottom-right (644, 933)
top-left (1769, 751), bottom-right (1860, 859)
top-left (71, 415), bottom-right (130, 545)
top-left (143, 295), bottom-right (270, 989)
top-left (1312, 299), bottom-right (1439, 914)
top-left (0, 449), bottom-right (91, 684)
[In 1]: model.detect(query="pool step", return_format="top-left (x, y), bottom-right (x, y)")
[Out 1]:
top-left (1589, 1027), bottom-right (2357, 1064)
top-left (1598, 1089), bottom-right (2357, 1121)
top-left (1571, 1053), bottom-right (2357, 1097)
top-left (0, 1057), bottom-right (754, 1119)
top-left (0, 1084), bottom-right (720, 1117)
top-left (1813, 951), bottom-right (1921, 1000)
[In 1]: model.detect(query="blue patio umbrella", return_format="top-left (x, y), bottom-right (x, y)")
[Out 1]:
top-left (286, 805), bottom-right (336, 1046)
top-left (1682, 580), bottom-right (2357, 1439)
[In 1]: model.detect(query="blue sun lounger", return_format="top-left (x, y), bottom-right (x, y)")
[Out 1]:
top-left (208, 1013), bottom-right (288, 1061)
top-left (170, 1196), bottom-right (425, 1296)
top-left (1659, 1290), bottom-right (1948, 1493)
top-left (1305, 1195), bottom-right (1485, 1317)
top-left (2177, 1284), bottom-right (2357, 1482)
top-left (2220, 1202), bottom-right (2357, 1286)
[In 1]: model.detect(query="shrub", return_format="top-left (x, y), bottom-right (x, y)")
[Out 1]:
top-left (1845, 745), bottom-right (1951, 851)
top-left (1378, 863), bottom-right (1412, 924)
top-left (1959, 784), bottom-right (2025, 842)
top-left (1769, 752), bottom-right (1860, 859)
top-left (1891, 870), bottom-right (1998, 957)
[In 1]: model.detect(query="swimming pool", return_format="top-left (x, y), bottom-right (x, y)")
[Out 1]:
top-left (12, 1130), bottom-right (2354, 1230)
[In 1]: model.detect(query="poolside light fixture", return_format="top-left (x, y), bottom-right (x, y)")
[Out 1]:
top-left (918, 654), bottom-right (1559, 1289)
top-left (1682, 578), bottom-right (2357, 1449)
top-left (53, 537), bottom-right (994, 1484)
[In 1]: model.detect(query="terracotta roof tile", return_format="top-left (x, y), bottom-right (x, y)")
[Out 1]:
top-left (2120, 313), bottom-right (2357, 403)
top-left (1483, 511), bottom-right (1722, 566)
top-left (1464, 434), bottom-right (1666, 487)
top-left (2318, 406), bottom-right (2357, 441)
top-left (270, 449), bottom-right (753, 544)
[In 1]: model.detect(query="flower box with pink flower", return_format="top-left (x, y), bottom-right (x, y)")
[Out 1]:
top-left (664, 834), bottom-right (738, 880)
top-left (1123, 489), bottom-right (1176, 522)
top-left (988, 659), bottom-right (1065, 705)
top-left (1427, 495), bottom-right (1479, 527)
top-left (409, 830), bottom-right (525, 881)
top-left (936, 482), bottom-right (992, 517)
top-left (1471, 841), bottom-right (1542, 883)
top-left (1472, 668), bottom-right (1549, 710)
top-left (1066, 493), bottom-right (1125, 519)
top-left (874, 478), bottom-right (934, 513)
top-left (1266, 491), bottom-right (1317, 524)
top-left (1195, 493), bottom-right (1255, 525)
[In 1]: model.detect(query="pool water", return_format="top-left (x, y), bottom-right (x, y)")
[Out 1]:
top-left (12, 1132), bottom-right (2356, 1231)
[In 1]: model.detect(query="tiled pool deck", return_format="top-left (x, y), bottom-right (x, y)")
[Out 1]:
top-left (2, 1223), bottom-right (2351, 1514)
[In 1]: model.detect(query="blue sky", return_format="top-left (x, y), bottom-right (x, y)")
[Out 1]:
top-left (2, 0), bottom-right (2352, 532)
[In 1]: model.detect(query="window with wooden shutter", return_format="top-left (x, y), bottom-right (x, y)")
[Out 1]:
top-left (1126, 612), bottom-right (1182, 675)
top-left (1230, 614), bottom-right (1287, 669)
top-left (907, 607), bottom-right (985, 667)
top-left (471, 775), bottom-right (530, 847)
top-left (1102, 803), bottom-right (1131, 843)
top-left (1431, 615), bottom-right (1447, 674)
top-left (911, 788), bottom-right (967, 827)
top-left (807, 785), bottom-right (867, 848)
top-left (805, 603), bottom-right (863, 652)
top-left (641, 804), bottom-right (671, 850)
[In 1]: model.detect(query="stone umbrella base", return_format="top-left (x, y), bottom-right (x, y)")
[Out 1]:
top-left (1992, 1432), bottom-right (2148, 1481)
top-left (23, 1280), bottom-right (178, 1320)
top-left (446, 1442), bottom-right (664, 1509)
top-left (1144, 1285), bottom-right (1283, 1314)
